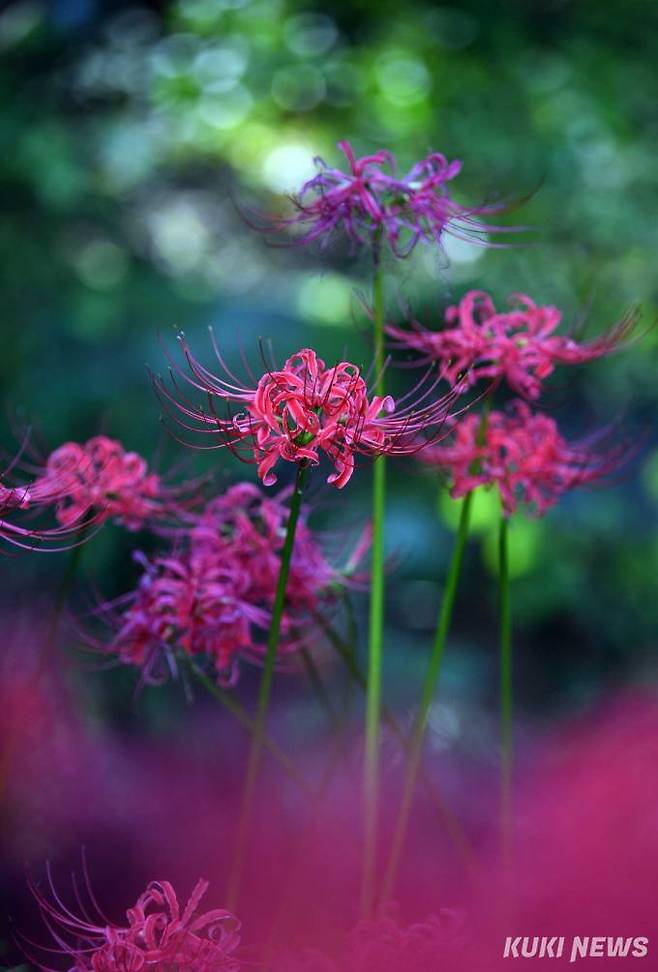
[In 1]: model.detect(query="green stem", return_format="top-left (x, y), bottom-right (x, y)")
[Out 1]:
top-left (380, 489), bottom-right (474, 905)
top-left (226, 462), bottom-right (309, 910)
top-left (362, 255), bottom-right (386, 919)
top-left (499, 513), bottom-right (513, 869)
top-left (189, 665), bottom-right (312, 796)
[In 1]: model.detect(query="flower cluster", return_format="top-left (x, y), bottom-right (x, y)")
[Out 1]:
top-left (158, 339), bottom-right (459, 489)
top-left (0, 435), bottom-right (196, 550)
top-left (387, 290), bottom-right (634, 399)
top-left (281, 140), bottom-right (511, 257)
top-left (420, 401), bottom-right (629, 517)
top-left (102, 482), bottom-right (366, 685)
top-left (28, 435), bottom-right (178, 531)
top-left (30, 871), bottom-right (241, 971)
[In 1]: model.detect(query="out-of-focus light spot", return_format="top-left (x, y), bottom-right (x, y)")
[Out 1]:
top-left (375, 52), bottom-right (430, 106)
top-left (261, 143), bottom-right (317, 192)
top-left (98, 121), bottom-right (159, 190)
top-left (441, 228), bottom-right (487, 265)
top-left (284, 13), bottom-right (338, 57)
top-left (271, 64), bottom-right (326, 112)
top-left (193, 43), bottom-right (248, 88)
top-left (297, 274), bottom-right (353, 327)
top-left (145, 199), bottom-right (212, 274)
top-left (0, 1), bottom-right (43, 49)
top-left (439, 486), bottom-right (499, 535)
top-left (205, 241), bottom-right (266, 294)
top-left (73, 240), bottom-right (129, 290)
top-left (150, 33), bottom-right (199, 78)
top-left (197, 86), bottom-right (253, 128)
top-left (483, 517), bottom-right (543, 578)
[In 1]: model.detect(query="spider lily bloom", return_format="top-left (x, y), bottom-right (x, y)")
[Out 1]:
top-left (99, 483), bottom-right (368, 686)
top-left (420, 401), bottom-right (631, 517)
top-left (156, 337), bottom-right (461, 489)
top-left (276, 140), bottom-right (515, 257)
top-left (24, 435), bottom-right (194, 531)
top-left (387, 290), bottom-right (636, 399)
top-left (0, 466), bottom-right (91, 552)
top-left (28, 870), bottom-right (241, 971)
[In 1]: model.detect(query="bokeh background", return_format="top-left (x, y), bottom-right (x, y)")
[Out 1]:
top-left (1, 0), bottom-right (658, 965)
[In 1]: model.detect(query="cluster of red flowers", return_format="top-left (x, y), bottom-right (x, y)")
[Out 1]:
top-left (421, 402), bottom-right (628, 516)
top-left (101, 482), bottom-right (367, 685)
top-left (384, 286), bottom-right (634, 515)
top-left (1, 436), bottom-right (189, 549)
top-left (387, 290), bottom-right (633, 399)
top-left (29, 872), bottom-right (241, 971)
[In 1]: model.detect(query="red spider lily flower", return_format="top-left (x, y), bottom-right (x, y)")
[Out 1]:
top-left (387, 290), bottom-right (636, 399)
top-left (420, 401), bottom-right (632, 517)
top-left (96, 483), bottom-right (369, 686)
top-left (27, 866), bottom-right (241, 971)
top-left (22, 435), bottom-right (195, 531)
top-left (0, 460), bottom-right (92, 552)
top-left (155, 335), bottom-right (461, 489)
top-left (276, 140), bottom-right (516, 257)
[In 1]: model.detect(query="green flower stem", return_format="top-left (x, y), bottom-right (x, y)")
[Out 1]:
top-left (362, 256), bottom-right (386, 919)
top-left (226, 461), bottom-right (309, 910)
top-left (499, 512), bottom-right (513, 869)
top-left (380, 489), bottom-right (474, 905)
top-left (189, 665), bottom-right (312, 796)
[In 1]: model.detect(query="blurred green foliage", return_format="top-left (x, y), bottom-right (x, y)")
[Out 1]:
top-left (1, 0), bottom-right (657, 719)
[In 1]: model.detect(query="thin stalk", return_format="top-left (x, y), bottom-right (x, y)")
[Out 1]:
top-left (362, 254), bottom-right (386, 919)
top-left (189, 665), bottom-right (312, 796)
top-left (499, 513), bottom-right (513, 869)
top-left (380, 489), bottom-right (474, 905)
top-left (226, 462), bottom-right (308, 910)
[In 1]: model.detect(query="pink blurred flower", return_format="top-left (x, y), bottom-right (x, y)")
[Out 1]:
top-left (276, 141), bottom-right (514, 257)
top-left (420, 400), bottom-right (630, 516)
top-left (387, 290), bottom-right (634, 399)
top-left (157, 338), bottom-right (460, 489)
top-left (29, 870), bottom-right (241, 971)
top-left (99, 483), bottom-right (368, 685)
top-left (26, 436), bottom-right (176, 531)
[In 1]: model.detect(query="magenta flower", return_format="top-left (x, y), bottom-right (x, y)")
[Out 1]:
top-left (387, 290), bottom-right (635, 399)
top-left (24, 435), bottom-right (191, 531)
top-left (157, 336), bottom-right (460, 489)
top-left (420, 400), bottom-right (630, 517)
top-left (99, 483), bottom-right (368, 685)
top-left (28, 868), bottom-right (241, 971)
top-left (279, 140), bottom-right (513, 257)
